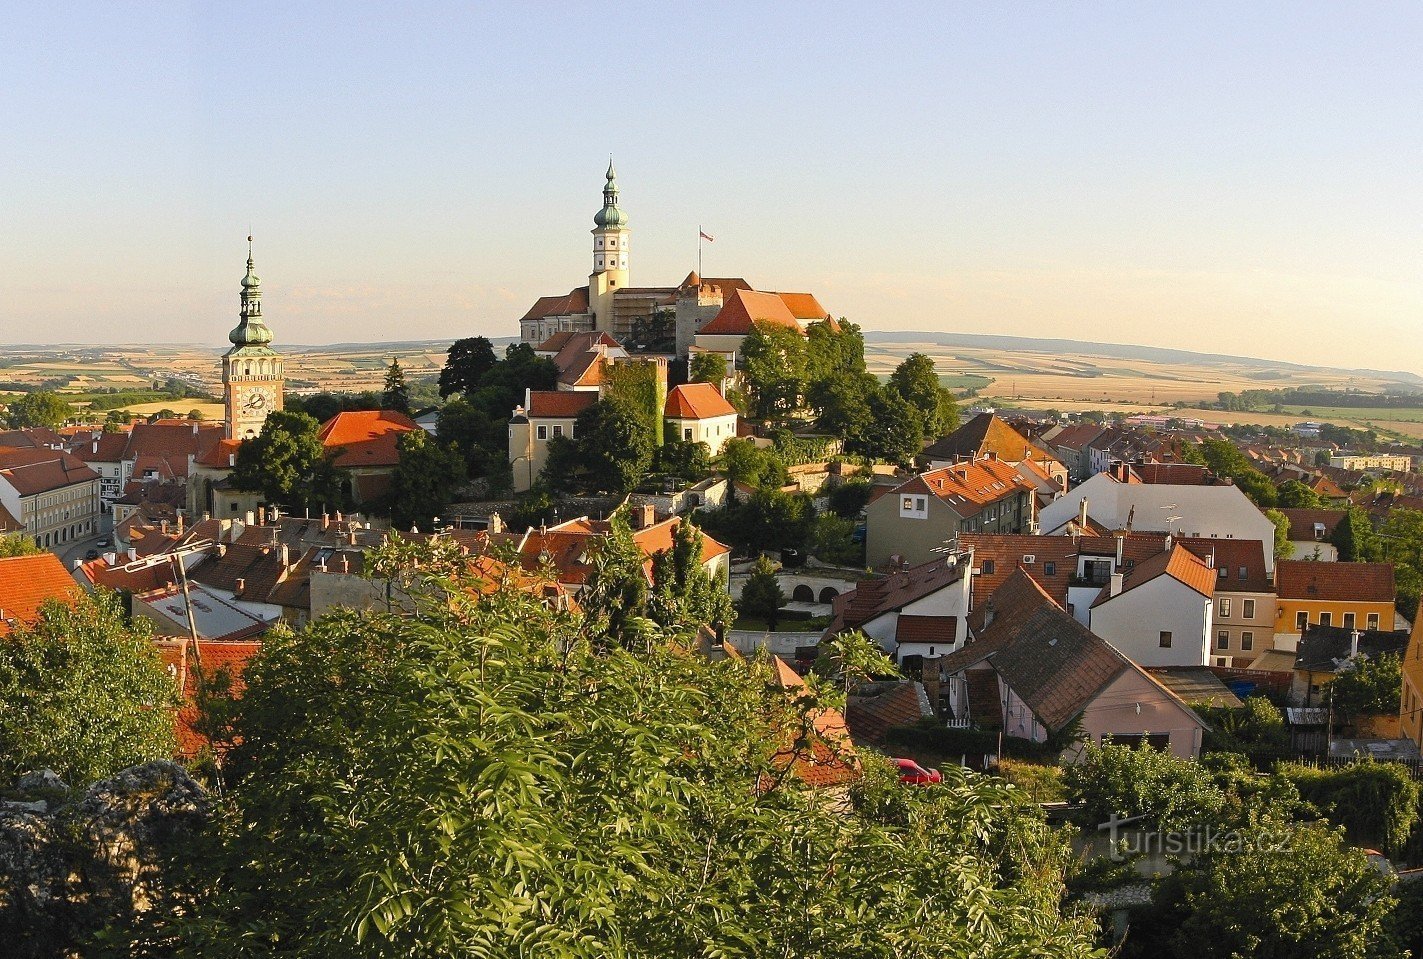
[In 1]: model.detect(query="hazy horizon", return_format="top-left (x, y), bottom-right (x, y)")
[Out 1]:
top-left (5, 3), bottom-right (1420, 371)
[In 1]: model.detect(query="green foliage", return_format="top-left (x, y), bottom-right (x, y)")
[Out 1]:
top-left (628, 308), bottom-right (676, 352)
top-left (1278, 758), bottom-right (1420, 854)
top-left (165, 543), bottom-right (1101, 957)
top-left (437, 336), bottom-right (497, 399)
top-left (1199, 696), bottom-right (1289, 754)
top-left (687, 350), bottom-right (727, 385)
top-left (1330, 652), bottom-right (1403, 719)
top-left (1197, 438), bottom-right (1277, 507)
top-left (738, 555), bottom-right (785, 630)
top-left (828, 479), bottom-right (872, 519)
top-left (3, 389), bottom-right (73, 429)
top-left (0, 592), bottom-right (178, 786)
top-left (740, 321), bottom-right (807, 418)
top-left (1263, 508), bottom-right (1293, 565)
top-left (603, 360), bottom-right (664, 444)
top-left (1277, 479), bottom-right (1327, 509)
top-left (1388, 877), bottom-right (1423, 958)
top-left (804, 318), bottom-right (866, 386)
top-left (812, 630), bottom-right (896, 698)
top-left (648, 517), bottom-right (735, 635)
top-left (1064, 742), bottom-right (1227, 832)
top-left (577, 514), bottom-right (652, 646)
top-left (718, 438), bottom-right (788, 491)
top-left (381, 358), bottom-right (410, 414)
top-left (888, 353), bottom-right (959, 439)
top-left (435, 398), bottom-right (501, 478)
top-left (807, 370), bottom-right (878, 444)
top-left (651, 437), bottom-right (711, 480)
top-left (543, 399), bottom-right (655, 494)
top-left (865, 385), bottom-right (925, 465)
top-left (1379, 508), bottom-right (1423, 618)
top-left (390, 430), bottom-right (466, 530)
top-left (0, 533), bottom-right (40, 557)
top-left (285, 390), bottom-right (383, 422)
top-left (996, 760), bottom-right (1067, 804)
top-left (231, 410), bottom-right (343, 510)
top-left (1331, 505), bottom-right (1383, 562)
top-left (810, 513), bottom-right (862, 566)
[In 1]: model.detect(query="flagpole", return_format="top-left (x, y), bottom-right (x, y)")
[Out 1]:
top-left (697, 225), bottom-right (703, 279)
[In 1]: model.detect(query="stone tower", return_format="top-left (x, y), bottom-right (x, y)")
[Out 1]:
top-left (222, 238), bottom-right (285, 440)
top-left (588, 160), bottom-right (630, 332)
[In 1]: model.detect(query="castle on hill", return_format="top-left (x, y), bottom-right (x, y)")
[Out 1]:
top-left (518, 163), bottom-right (835, 357)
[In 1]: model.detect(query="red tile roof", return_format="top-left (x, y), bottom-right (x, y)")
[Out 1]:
top-left (524, 391), bottom-right (598, 419)
top-left (893, 614), bottom-right (958, 646)
top-left (318, 410), bottom-right (418, 469)
top-left (889, 458), bottom-right (1031, 517)
top-left (772, 292), bottom-right (829, 321)
top-left (769, 656), bottom-right (858, 788)
top-left (697, 289), bottom-right (806, 336)
top-left (1176, 536), bottom-right (1271, 593)
top-left (845, 682), bottom-right (931, 745)
top-left (1276, 560), bottom-right (1395, 603)
top-left (155, 638), bottom-right (263, 757)
top-left (520, 286), bottom-right (590, 321)
top-left (664, 383), bottom-right (736, 420)
top-left (1091, 543), bottom-right (1215, 608)
top-left (0, 448), bottom-right (98, 496)
top-left (0, 554), bottom-right (80, 635)
top-left (1277, 508), bottom-right (1347, 541)
top-left (921, 413), bottom-right (1058, 466)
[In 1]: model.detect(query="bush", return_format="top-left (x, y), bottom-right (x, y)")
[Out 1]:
top-left (996, 759), bottom-right (1066, 804)
top-left (1277, 759), bottom-right (1421, 855)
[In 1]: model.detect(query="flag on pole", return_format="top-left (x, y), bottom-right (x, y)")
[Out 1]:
top-left (699, 230), bottom-right (715, 242)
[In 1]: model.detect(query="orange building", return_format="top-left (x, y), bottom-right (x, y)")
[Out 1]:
top-left (1401, 613), bottom-right (1423, 752)
top-left (1273, 560), bottom-right (1396, 648)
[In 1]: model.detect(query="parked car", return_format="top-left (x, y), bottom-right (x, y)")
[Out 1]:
top-left (84, 549), bottom-right (101, 561)
top-left (894, 758), bottom-right (942, 785)
top-left (96, 538), bottom-right (111, 548)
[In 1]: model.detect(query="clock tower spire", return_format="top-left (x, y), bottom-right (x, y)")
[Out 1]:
top-left (222, 237), bottom-right (285, 440)
top-left (588, 159), bottom-right (630, 333)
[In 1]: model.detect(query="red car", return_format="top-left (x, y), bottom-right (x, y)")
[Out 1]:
top-left (894, 758), bottom-right (942, 785)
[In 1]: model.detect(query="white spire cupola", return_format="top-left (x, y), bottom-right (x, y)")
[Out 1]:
top-left (591, 159), bottom-right (630, 281)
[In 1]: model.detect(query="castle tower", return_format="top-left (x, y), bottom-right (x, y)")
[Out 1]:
top-left (588, 160), bottom-right (630, 333)
top-left (222, 237), bottom-right (285, 440)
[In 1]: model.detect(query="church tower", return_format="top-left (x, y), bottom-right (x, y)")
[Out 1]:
top-left (222, 237), bottom-right (285, 440)
top-left (588, 160), bottom-right (630, 332)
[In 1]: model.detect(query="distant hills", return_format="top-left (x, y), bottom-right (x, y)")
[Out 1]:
top-left (859, 330), bottom-right (1423, 388)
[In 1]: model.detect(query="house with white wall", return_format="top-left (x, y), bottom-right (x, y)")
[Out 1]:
top-left (821, 554), bottom-right (973, 664)
top-left (663, 383), bottom-right (738, 455)
top-left (1087, 541), bottom-right (1215, 668)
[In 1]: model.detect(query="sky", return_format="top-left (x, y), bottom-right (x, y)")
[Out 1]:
top-left (2, 2), bottom-right (1420, 371)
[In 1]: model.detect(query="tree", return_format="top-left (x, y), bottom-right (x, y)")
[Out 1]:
top-left (1197, 439), bottom-right (1277, 507)
top-left (231, 410), bottom-right (341, 510)
top-left (4, 390), bottom-right (73, 429)
top-left (688, 351), bottom-right (727, 386)
top-left (1330, 652), bottom-right (1403, 721)
top-left (828, 480), bottom-right (873, 519)
top-left (719, 438), bottom-right (787, 492)
top-left (390, 430), bottom-right (466, 530)
top-left (577, 515), bottom-right (653, 645)
top-left (804, 317), bottom-right (865, 387)
top-left (0, 533), bottom-right (40, 557)
top-left (810, 513), bottom-right (862, 566)
top-left (648, 518), bottom-right (735, 635)
top-left (888, 353), bottom-right (958, 439)
top-left (438, 336), bottom-right (497, 399)
top-left (863, 386), bottom-right (925, 465)
top-left (1276, 479), bottom-right (1326, 509)
top-left (162, 540), bottom-right (1099, 957)
top-left (544, 399), bottom-right (654, 494)
top-left (740, 322), bottom-right (807, 419)
top-left (0, 592), bottom-right (178, 786)
top-left (435, 398), bottom-right (501, 478)
top-left (382, 359), bottom-right (410, 414)
top-left (1064, 741), bottom-right (1226, 833)
top-left (652, 437), bottom-right (712, 479)
top-left (1264, 508), bottom-right (1293, 565)
top-left (738, 555), bottom-right (785, 629)
top-left (807, 371), bottom-right (878, 446)
top-left (1330, 505), bottom-right (1381, 562)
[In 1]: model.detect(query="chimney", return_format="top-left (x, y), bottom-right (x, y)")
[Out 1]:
top-left (127, 547), bottom-right (137, 562)
top-left (1350, 630), bottom-right (1361, 659)
top-left (245, 511), bottom-right (255, 527)
top-left (203, 511), bottom-right (211, 522)
top-left (176, 514), bottom-right (184, 533)
top-left (235, 577), bottom-right (246, 593)
top-left (633, 503), bottom-right (656, 529)
top-left (1078, 498), bottom-right (1089, 530)
top-left (103, 551), bottom-right (117, 565)
top-left (1206, 549), bottom-right (1215, 570)
top-left (258, 507), bottom-right (267, 525)
top-left (340, 554), bottom-right (350, 574)
top-left (280, 544), bottom-right (290, 568)
top-left (982, 600), bottom-right (996, 630)
top-left (1109, 572), bottom-right (1124, 597)
top-left (228, 453), bottom-right (236, 467)
top-left (335, 511), bottom-right (343, 523)
top-left (1164, 533), bottom-right (1173, 553)
top-left (1114, 531), bottom-right (1125, 570)
top-left (192, 423), bottom-right (199, 436)
top-left (92, 440), bottom-right (99, 454)
top-left (322, 512), bottom-right (330, 530)
top-left (488, 512), bottom-right (503, 534)
top-left (348, 529), bottom-right (357, 545)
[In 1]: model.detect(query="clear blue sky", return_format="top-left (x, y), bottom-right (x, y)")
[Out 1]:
top-left (3, 2), bottom-right (1420, 371)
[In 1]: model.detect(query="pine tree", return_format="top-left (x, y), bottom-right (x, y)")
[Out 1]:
top-left (383, 358), bottom-right (411, 414)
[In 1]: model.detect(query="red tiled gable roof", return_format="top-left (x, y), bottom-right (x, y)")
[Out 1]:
top-left (1047, 423), bottom-right (1108, 453)
top-left (845, 682), bottom-right (931, 745)
top-left (195, 438), bottom-right (243, 469)
top-left (123, 421), bottom-right (225, 462)
top-left (78, 555), bottom-right (179, 592)
top-left (0, 554), bottom-right (80, 636)
top-left (70, 432), bottom-right (129, 463)
top-left (520, 286), bottom-right (590, 321)
top-left (1133, 463), bottom-right (1217, 485)
top-left (773, 292), bottom-right (829, 321)
top-left (893, 614), bottom-right (958, 646)
top-left (155, 638), bottom-right (263, 757)
top-left (960, 534), bottom-right (1080, 608)
top-left (525, 391), bottom-right (598, 419)
top-left (1177, 536), bottom-right (1271, 593)
top-left (922, 413), bottom-right (1058, 466)
top-left (698, 289), bottom-right (806, 336)
top-left (664, 383), bottom-right (736, 420)
top-left (1090, 543), bottom-right (1215, 608)
top-left (770, 656), bottom-right (858, 788)
top-left (514, 515), bottom-right (728, 587)
top-left (549, 331), bottom-right (620, 366)
top-left (318, 410), bottom-right (418, 469)
top-left (0, 448), bottom-right (98, 496)
top-left (557, 350), bottom-right (607, 388)
top-left (891, 458), bottom-right (1030, 518)
top-left (1277, 508), bottom-right (1347, 541)
top-left (1276, 560), bottom-right (1395, 603)
top-left (827, 557), bottom-right (968, 634)
top-left (0, 504), bottom-right (21, 534)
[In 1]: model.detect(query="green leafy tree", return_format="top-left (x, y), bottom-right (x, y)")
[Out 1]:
top-left (160, 539), bottom-right (1099, 958)
top-left (435, 397), bottom-right (501, 478)
top-left (438, 336), bottom-right (498, 399)
top-left (382, 358), bottom-right (411, 414)
top-left (1197, 438), bottom-right (1277, 507)
top-left (1064, 741), bottom-right (1227, 832)
top-left (543, 399), bottom-right (655, 494)
top-left (738, 554), bottom-right (785, 629)
top-left (804, 317), bottom-right (866, 388)
top-left (814, 630), bottom-right (896, 697)
top-left (577, 514), bottom-right (653, 645)
top-left (1329, 652), bottom-right (1403, 720)
top-left (1276, 479), bottom-right (1326, 509)
top-left (0, 592), bottom-right (178, 786)
top-left (0, 533), bottom-right (40, 557)
top-left (810, 513), bottom-right (862, 566)
top-left (231, 410), bottom-right (342, 510)
top-left (740, 322), bottom-right (807, 418)
top-left (4, 390), bottom-right (73, 429)
top-left (828, 479), bottom-right (873, 519)
top-left (863, 386), bottom-right (925, 465)
top-left (1330, 505), bottom-right (1382, 562)
top-left (719, 438), bottom-right (788, 492)
top-left (390, 430), bottom-right (466, 530)
top-left (888, 353), bottom-right (958, 439)
top-left (648, 518), bottom-right (735, 634)
top-left (1263, 508), bottom-right (1293, 565)
top-left (807, 371), bottom-right (878, 446)
top-left (652, 437), bottom-right (712, 480)
top-left (688, 351), bottom-right (727, 385)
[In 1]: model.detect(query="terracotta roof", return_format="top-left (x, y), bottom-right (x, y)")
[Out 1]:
top-left (194, 438), bottom-right (243, 469)
top-left (1276, 560), bottom-right (1395, 603)
top-left (772, 291), bottom-right (829, 321)
top-left (0, 554), bottom-right (81, 636)
top-left (0, 504), bottom-right (21, 534)
top-left (1277, 508), bottom-right (1347, 541)
top-left (826, 557), bottom-right (969, 635)
top-left (1090, 543), bottom-right (1215, 608)
top-left (697, 289), bottom-right (805, 336)
top-left (889, 458), bottom-right (1031, 518)
top-left (318, 410), bottom-right (418, 469)
top-left (960, 534), bottom-right (1080, 608)
top-left (155, 638), bottom-right (263, 756)
top-left (514, 515), bottom-right (729, 587)
top-left (664, 383), bottom-right (736, 420)
top-left (190, 543), bottom-right (290, 601)
top-left (557, 350), bottom-right (607, 388)
top-left (70, 432), bottom-right (129, 463)
top-left (1133, 463), bottom-right (1218, 485)
top-left (520, 286), bottom-right (590, 321)
top-left (1177, 536), bottom-right (1271, 593)
top-left (769, 656), bottom-right (858, 788)
top-left (123, 421), bottom-right (225, 462)
top-left (893, 614), bottom-right (958, 647)
top-left (524, 391), bottom-right (598, 419)
top-left (77, 555), bottom-right (179, 593)
top-left (921, 413), bottom-right (1056, 466)
top-left (845, 682), bottom-right (932, 745)
top-left (1046, 423), bottom-right (1108, 453)
top-left (0, 447), bottom-right (99, 496)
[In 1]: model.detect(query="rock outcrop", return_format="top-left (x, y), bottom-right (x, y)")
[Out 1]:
top-left (0, 761), bottom-right (210, 958)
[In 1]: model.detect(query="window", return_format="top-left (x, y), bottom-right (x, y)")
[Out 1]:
top-left (1320, 612), bottom-right (1332, 627)
top-left (1241, 631), bottom-right (1254, 651)
top-left (1368, 613), bottom-right (1380, 630)
top-left (899, 495), bottom-right (928, 519)
top-left (1218, 566), bottom-right (1227, 579)
top-left (1239, 566), bottom-right (1248, 580)
top-left (1044, 561), bottom-right (1056, 576)
top-left (982, 560), bottom-right (996, 575)
top-left (1219, 598), bottom-right (1231, 617)
top-left (536, 425), bottom-right (548, 440)
top-left (683, 428), bottom-right (693, 441)
top-left (1218, 631), bottom-right (1230, 649)
top-left (1243, 599), bottom-right (1255, 618)
top-left (1296, 610), bottom-right (1308, 630)
top-left (1159, 631), bottom-right (1173, 648)
top-left (552, 425), bottom-right (563, 438)
top-left (1343, 612), bottom-right (1355, 629)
